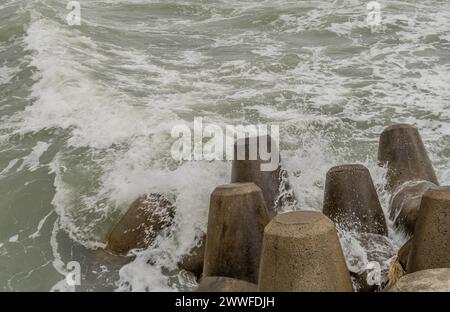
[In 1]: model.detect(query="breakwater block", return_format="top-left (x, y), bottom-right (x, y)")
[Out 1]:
top-left (389, 180), bottom-right (436, 235)
top-left (106, 193), bottom-right (174, 254)
top-left (258, 211), bottom-right (353, 291)
top-left (231, 135), bottom-right (295, 219)
top-left (323, 164), bottom-right (387, 236)
top-left (397, 237), bottom-right (413, 270)
top-left (195, 276), bottom-right (257, 292)
top-left (387, 268), bottom-right (450, 292)
top-left (178, 234), bottom-right (206, 279)
top-left (378, 124), bottom-right (438, 192)
top-left (407, 187), bottom-right (450, 273)
top-left (203, 183), bottom-right (270, 284)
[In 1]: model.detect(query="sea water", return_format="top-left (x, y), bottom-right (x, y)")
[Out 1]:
top-left (0, 0), bottom-right (449, 291)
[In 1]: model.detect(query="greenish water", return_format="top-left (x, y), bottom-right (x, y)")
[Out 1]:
top-left (0, 0), bottom-right (449, 291)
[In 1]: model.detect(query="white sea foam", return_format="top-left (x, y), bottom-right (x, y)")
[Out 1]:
top-left (17, 141), bottom-right (49, 172)
top-left (29, 210), bottom-right (54, 239)
top-left (8, 234), bottom-right (18, 242)
top-left (0, 65), bottom-right (16, 85)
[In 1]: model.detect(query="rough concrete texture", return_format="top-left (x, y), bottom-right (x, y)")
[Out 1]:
top-left (203, 183), bottom-right (270, 284)
top-left (407, 187), bottom-right (450, 273)
top-left (389, 180), bottom-right (437, 235)
top-left (258, 211), bottom-right (353, 292)
top-left (397, 237), bottom-right (413, 270)
top-left (231, 135), bottom-right (295, 219)
top-left (106, 193), bottom-right (174, 254)
top-left (378, 124), bottom-right (438, 192)
top-left (387, 268), bottom-right (450, 292)
top-left (195, 276), bottom-right (258, 292)
top-left (178, 234), bottom-right (206, 279)
top-left (323, 164), bottom-right (388, 236)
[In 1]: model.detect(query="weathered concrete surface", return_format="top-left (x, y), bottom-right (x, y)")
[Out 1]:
top-left (323, 164), bottom-right (387, 236)
top-left (178, 235), bottom-right (206, 279)
top-left (258, 211), bottom-right (353, 292)
top-left (378, 124), bottom-right (438, 192)
top-left (397, 237), bottom-right (413, 269)
top-left (203, 183), bottom-right (270, 284)
top-left (106, 193), bottom-right (175, 254)
top-left (231, 135), bottom-right (295, 219)
top-left (407, 187), bottom-right (450, 273)
top-left (195, 276), bottom-right (258, 292)
top-left (387, 268), bottom-right (450, 292)
top-left (389, 180), bottom-right (436, 235)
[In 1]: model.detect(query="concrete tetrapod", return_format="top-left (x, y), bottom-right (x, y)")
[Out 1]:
top-left (178, 235), bottom-right (206, 279)
top-left (407, 187), bottom-right (450, 273)
top-left (195, 277), bottom-right (257, 292)
top-left (258, 211), bottom-right (353, 292)
top-left (389, 180), bottom-right (436, 235)
top-left (323, 164), bottom-right (387, 236)
top-left (397, 237), bottom-right (413, 270)
top-left (203, 183), bottom-right (270, 284)
top-left (378, 124), bottom-right (438, 192)
top-left (387, 268), bottom-right (450, 292)
top-left (106, 193), bottom-right (175, 254)
top-left (231, 135), bottom-right (295, 219)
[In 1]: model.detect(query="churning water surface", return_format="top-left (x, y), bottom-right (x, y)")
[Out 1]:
top-left (0, 0), bottom-right (449, 291)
